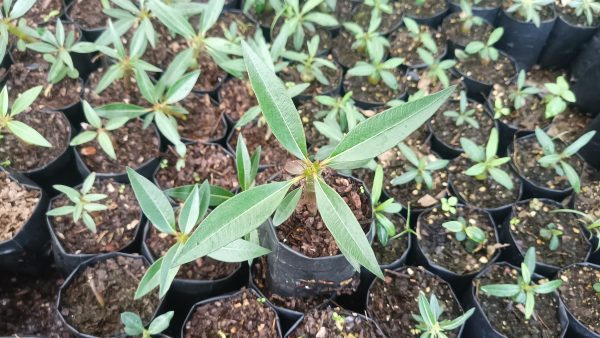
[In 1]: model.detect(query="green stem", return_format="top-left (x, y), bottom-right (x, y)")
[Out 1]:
top-left (6, 21), bottom-right (35, 43)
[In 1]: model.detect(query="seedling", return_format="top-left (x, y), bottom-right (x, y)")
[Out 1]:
top-left (371, 165), bottom-right (403, 247)
top-left (343, 12), bottom-right (390, 61)
top-left (534, 127), bottom-right (596, 193)
top-left (543, 76), bottom-right (576, 119)
top-left (236, 134), bottom-right (261, 192)
top-left (121, 311), bottom-right (173, 338)
top-left (0, 85), bottom-right (51, 147)
top-left (539, 223), bottom-right (563, 251)
top-left (315, 91), bottom-right (365, 131)
top-left (443, 91), bottom-right (479, 129)
top-left (46, 173), bottom-right (108, 232)
top-left (347, 53), bottom-right (404, 90)
top-left (456, 27), bottom-right (503, 65)
top-left (403, 17), bottom-right (438, 54)
top-left (458, 0), bottom-right (485, 33)
top-left (510, 70), bottom-right (541, 110)
top-left (506, 0), bottom-right (554, 27)
top-left (552, 208), bottom-right (600, 251)
top-left (460, 128), bottom-right (515, 190)
top-left (492, 98), bottom-right (510, 119)
top-left (281, 36), bottom-right (337, 85)
top-left (443, 216), bottom-right (487, 253)
top-left (413, 291), bottom-right (475, 338)
top-left (364, 0), bottom-right (394, 18)
top-left (242, 0), bottom-right (284, 16)
top-left (480, 247), bottom-right (562, 320)
top-left (594, 282), bottom-right (600, 298)
top-left (568, 0), bottom-right (600, 26)
top-left (0, 0), bottom-right (37, 58)
top-left (391, 142), bottom-right (449, 190)
top-left (441, 196), bottom-right (458, 215)
top-left (417, 48), bottom-right (456, 89)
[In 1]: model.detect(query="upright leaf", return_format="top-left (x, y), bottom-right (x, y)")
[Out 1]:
top-left (127, 168), bottom-right (176, 235)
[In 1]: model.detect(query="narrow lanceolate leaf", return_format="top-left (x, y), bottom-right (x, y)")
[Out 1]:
top-left (325, 86), bottom-right (455, 169)
top-left (207, 239), bottom-right (271, 262)
top-left (480, 284), bottom-right (521, 297)
top-left (314, 177), bottom-right (383, 279)
top-left (241, 41), bottom-right (308, 161)
top-left (178, 184), bottom-right (200, 235)
top-left (272, 187), bottom-right (302, 226)
top-left (7, 121), bottom-right (52, 147)
top-left (236, 134), bottom-right (252, 191)
top-left (175, 181), bottom-right (293, 265)
top-left (164, 184), bottom-right (233, 206)
top-left (10, 85), bottom-right (42, 116)
top-left (135, 257), bottom-right (176, 299)
top-left (158, 242), bottom-right (182, 297)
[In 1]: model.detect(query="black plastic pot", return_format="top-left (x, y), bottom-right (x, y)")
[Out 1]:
top-left (452, 52), bottom-right (518, 102)
top-left (538, 16), bottom-right (599, 69)
top-left (462, 262), bottom-right (569, 338)
top-left (448, 0), bottom-right (500, 24)
top-left (578, 113), bottom-right (600, 170)
top-left (343, 74), bottom-right (408, 109)
top-left (64, 0), bottom-right (105, 42)
top-left (495, 8), bottom-right (557, 70)
top-left (406, 4), bottom-right (449, 28)
top-left (557, 262), bottom-right (600, 338)
top-left (570, 29), bottom-right (600, 116)
top-left (350, 3), bottom-right (403, 36)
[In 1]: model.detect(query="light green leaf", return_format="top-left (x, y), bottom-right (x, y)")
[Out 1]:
top-left (148, 311), bottom-right (174, 335)
top-left (207, 238), bottom-right (271, 262)
top-left (10, 85), bottom-right (43, 117)
top-left (272, 187), bottom-right (302, 226)
top-left (121, 312), bottom-right (145, 335)
top-left (179, 184), bottom-right (200, 234)
top-left (7, 120), bottom-right (52, 147)
top-left (165, 70), bottom-right (200, 104)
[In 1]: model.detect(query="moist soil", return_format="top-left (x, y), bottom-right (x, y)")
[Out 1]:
top-left (84, 67), bottom-right (145, 106)
top-left (207, 11), bottom-right (258, 38)
top-left (59, 256), bottom-right (159, 337)
top-left (0, 270), bottom-right (70, 336)
top-left (418, 205), bottom-right (498, 275)
top-left (547, 108), bottom-right (593, 144)
top-left (23, 0), bottom-right (63, 25)
top-left (501, 1), bottom-right (556, 22)
top-left (558, 264), bottom-right (600, 335)
top-left (510, 199), bottom-right (589, 268)
top-left (178, 94), bottom-right (227, 142)
top-left (441, 13), bottom-right (494, 47)
top-left (184, 288), bottom-right (279, 338)
top-left (0, 171), bottom-right (40, 242)
top-left (76, 119), bottom-right (160, 174)
top-left (575, 166), bottom-right (600, 219)
top-left (218, 77), bottom-right (257, 121)
top-left (146, 225), bottom-right (239, 280)
top-left (351, 3), bottom-right (403, 34)
top-left (556, 2), bottom-right (600, 27)
top-left (155, 143), bottom-right (238, 190)
top-left (429, 99), bottom-right (494, 150)
top-left (48, 179), bottom-right (141, 254)
top-left (389, 26), bottom-right (446, 68)
top-left (488, 83), bottom-right (546, 131)
top-left (332, 30), bottom-right (378, 69)
top-left (367, 266), bottom-right (463, 337)
top-left (475, 264), bottom-right (563, 337)
top-left (455, 54), bottom-right (516, 86)
top-left (371, 214), bottom-right (409, 266)
top-left (343, 70), bottom-right (407, 105)
top-left (276, 169), bottom-right (372, 258)
top-left (68, 0), bottom-right (109, 30)
top-left (251, 257), bottom-right (330, 312)
top-left (0, 110), bottom-right (70, 172)
top-left (279, 60), bottom-right (342, 96)
top-left (405, 68), bottom-right (466, 100)
top-left (511, 136), bottom-right (584, 191)
top-left (401, 0), bottom-right (449, 18)
top-left (289, 306), bottom-right (385, 338)
top-left (449, 156), bottom-right (520, 210)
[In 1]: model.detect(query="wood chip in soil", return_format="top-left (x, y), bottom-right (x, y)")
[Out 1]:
top-left (429, 99), bottom-right (494, 149)
top-left (558, 264), bottom-right (600, 335)
top-left (0, 171), bottom-right (40, 242)
top-left (289, 306), bottom-right (385, 338)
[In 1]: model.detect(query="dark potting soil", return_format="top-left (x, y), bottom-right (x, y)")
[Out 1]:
top-left (0, 270), bottom-right (70, 336)
top-left (400, 0), bottom-right (448, 18)
top-left (85, 67), bottom-right (145, 106)
top-left (405, 68), bottom-right (466, 100)
top-left (146, 225), bottom-right (239, 280)
top-left (441, 13), bottom-right (494, 47)
top-left (455, 53), bottom-right (516, 86)
top-left (49, 179), bottom-right (141, 254)
top-left (68, 0), bottom-right (109, 30)
top-left (512, 136), bottom-right (584, 191)
top-left (389, 26), bottom-right (446, 68)
top-left (526, 65), bottom-right (566, 89)
top-left (155, 143), bottom-right (238, 190)
top-left (343, 70), bottom-right (407, 105)
top-left (429, 99), bottom-right (494, 149)
top-left (367, 267), bottom-right (463, 337)
top-left (0, 110), bottom-right (70, 172)
top-left (193, 53), bottom-right (228, 93)
top-left (547, 108), bottom-right (593, 144)
top-left (0, 171), bottom-right (40, 242)
top-left (178, 94), bottom-right (227, 142)
top-left (218, 77), bottom-right (257, 121)
top-left (279, 60), bottom-right (342, 97)
top-left (501, 1), bottom-right (556, 22)
top-left (23, 0), bottom-right (63, 25)
top-left (207, 11), bottom-right (258, 38)
top-left (371, 213), bottom-right (409, 265)
top-left (558, 264), bottom-right (600, 335)
top-left (184, 288), bottom-right (279, 338)
top-left (276, 169), bottom-right (372, 258)
top-left (229, 122), bottom-right (296, 166)
top-left (247, 6), bottom-right (277, 28)
top-left (251, 257), bottom-right (330, 312)
top-left (351, 3), bottom-right (403, 33)
top-left (556, 2), bottom-right (600, 27)
top-left (332, 30), bottom-right (373, 69)
top-left (576, 166), bottom-right (600, 219)
top-left (289, 306), bottom-right (385, 338)
top-left (134, 20), bottom-right (184, 67)
top-left (76, 119), bottom-right (160, 174)
top-left (489, 83), bottom-right (547, 131)
top-left (60, 256), bottom-right (159, 337)
top-left (510, 199), bottom-right (589, 268)
top-left (418, 205), bottom-right (498, 275)
top-left (475, 264), bottom-right (563, 337)
top-left (449, 156), bottom-right (520, 210)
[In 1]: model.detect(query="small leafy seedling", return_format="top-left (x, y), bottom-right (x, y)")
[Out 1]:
top-left (391, 143), bottom-right (449, 190)
top-left (343, 12), bottom-right (389, 61)
top-left (568, 0), bottom-right (600, 26)
top-left (0, 0), bottom-right (37, 58)
top-left (371, 165), bottom-right (403, 247)
top-left (332, 311), bottom-right (346, 332)
top-left (492, 97), bottom-right (510, 120)
top-left (456, 27), bottom-right (503, 65)
top-left (480, 247), bottom-right (562, 320)
top-left (539, 223), bottom-right (563, 251)
top-left (315, 91), bottom-right (365, 131)
top-left (506, 0), bottom-right (554, 27)
top-left (403, 17), bottom-right (438, 54)
top-left (46, 173), bottom-right (108, 232)
top-left (243, 0), bottom-right (284, 16)
top-left (509, 70), bottom-right (541, 111)
top-left (417, 48), bottom-right (456, 89)
top-left (594, 282), bottom-right (600, 298)
top-left (121, 311), bottom-right (174, 338)
top-left (236, 134), bottom-right (261, 192)
top-left (443, 91), bottom-right (479, 129)
top-left (347, 54), bottom-right (404, 90)
top-left (0, 85), bottom-right (51, 147)
top-left (413, 291), bottom-right (475, 338)
top-left (458, 0), bottom-right (485, 33)
top-left (441, 196), bottom-right (458, 215)
top-left (364, 0), bottom-right (393, 18)
top-left (543, 76), bottom-right (576, 119)
top-left (443, 216), bottom-right (486, 253)
top-left (281, 35), bottom-right (337, 85)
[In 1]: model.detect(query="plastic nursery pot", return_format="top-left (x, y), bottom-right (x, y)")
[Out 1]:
top-left (350, 3), bottom-right (403, 36)
top-left (180, 288), bottom-right (284, 337)
top-left (405, 4), bottom-right (449, 28)
top-left (462, 262), bottom-right (569, 338)
top-left (56, 252), bottom-right (164, 338)
top-left (578, 114), bottom-right (600, 170)
top-left (557, 262), bottom-right (600, 338)
top-left (448, 0), bottom-right (500, 24)
top-left (538, 16), bottom-right (599, 69)
top-left (179, 92), bottom-right (230, 146)
top-left (343, 75), bottom-right (408, 110)
top-left (570, 31), bottom-right (600, 116)
top-left (64, 0), bottom-right (106, 42)
top-left (495, 7), bottom-right (557, 70)
top-left (0, 168), bottom-right (52, 275)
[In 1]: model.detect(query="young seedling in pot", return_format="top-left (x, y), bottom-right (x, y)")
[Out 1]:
top-left (363, 0), bottom-right (394, 18)
top-left (371, 165), bottom-right (404, 247)
top-left (343, 12), bottom-right (390, 61)
top-left (460, 128), bottom-right (515, 190)
top-left (391, 142), bottom-right (449, 190)
top-left (443, 216), bottom-right (487, 253)
top-left (480, 247), bottom-right (562, 320)
top-left (534, 127), bottom-right (596, 193)
top-left (443, 91), bottom-right (480, 129)
top-left (594, 282), bottom-right (600, 298)
top-left (0, 85), bottom-right (51, 148)
top-left (315, 91), bottom-right (365, 131)
top-left (347, 53), bottom-right (404, 90)
top-left (243, 0), bottom-right (284, 17)
top-left (46, 173), bottom-right (108, 232)
top-left (0, 0), bottom-right (38, 58)
top-left (539, 223), bottom-right (563, 251)
top-left (455, 27), bottom-right (503, 66)
top-left (568, 0), bottom-right (600, 26)
top-left (552, 208), bottom-right (600, 251)
top-left (510, 70), bottom-right (541, 111)
top-left (403, 17), bottom-right (438, 54)
top-left (542, 76), bottom-right (576, 119)
top-left (441, 196), bottom-right (458, 215)
top-left (417, 48), bottom-right (456, 89)
top-left (121, 311), bottom-right (174, 338)
top-left (281, 35), bottom-right (337, 85)
top-left (457, 0), bottom-right (485, 33)
top-left (413, 291), bottom-right (475, 337)
top-left (506, 0), bottom-right (555, 27)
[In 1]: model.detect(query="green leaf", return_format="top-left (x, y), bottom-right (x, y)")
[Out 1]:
top-left (465, 226), bottom-right (486, 243)
top-left (10, 85), bottom-right (42, 117)
top-left (121, 312), bottom-right (145, 335)
top-left (207, 239), bottom-right (271, 262)
top-left (439, 308), bottom-right (475, 331)
top-left (179, 184), bottom-right (200, 234)
top-left (486, 128), bottom-right (499, 161)
top-left (442, 221), bottom-right (463, 233)
top-left (534, 127), bottom-right (555, 154)
top-left (480, 284), bottom-right (521, 297)
top-left (525, 291), bottom-right (535, 319)
top-left (488, 167), bottom-right (514, 190)
top-left (7, 120), bottom-right (52, 147)
top-left (148, 311), bottom-right (174, 335)
top-left (97, 131), bottom-right (117, 160)
top-left (164, 184), bottom-right (233, 206)
top-left (147, 0), bottom-right (195, 38)
top-left (561, 161), bottom-right (581, 193)
top-left (418, 292), bottom-right (436, 327)
top-left (375, 213), bottom-right (395, 236)
top-left (487, 27), bottom-right (503, 45)
top-left (135, 69), bottom-right (158, 104)
top-left (46, 205), bottom-right (76, 216)
top-left (563, 131), bottom-right (596, 157)
top-left (460, 137), bottom-right (485, 162)
top-left (81, 172), bottom-right (96, 194)
top-left (70, 131), bottom-right (98, 146)
top-left (82, 101), bottom-right (102, 129)
top-left (272, 187), bottom-right (302, 226)
top-left (523, 247), bottom-right (536, 278)
top-left (165, 70), bottom-right (200, 104)
top-left (158, 242), bottom-right (181, 297)
top-left (371, 165), bottom-right (383, 205)
top-left (236, 134), bottom-right (252, 191)
top-left (9, 0), bottom-right (36, 18)
top-left (534, 279), bottom-right (562, 294)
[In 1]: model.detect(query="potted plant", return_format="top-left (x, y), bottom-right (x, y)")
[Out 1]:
top-left (389, 17), bottom-right (446, 69)
top-left (332, 12), bottom-right (390, 69)
top-left (447, 0), bottom-right (502, 25)
top-left (441, 0), bottom-right (494, 48)
top-left (287, 305), bottom-right (386, 337)
top-left (349, 0), bottom-right (403, 35)
top-left (121, 311), bottom-right (173, 338)
top-left (406, 48), bottom-right (459, 97)
top-left (399, 0), bottom-right (449, 27)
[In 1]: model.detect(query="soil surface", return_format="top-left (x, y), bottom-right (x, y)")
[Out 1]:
top-left (218, 77), bottom-right (257, 121)
top-left (343, 70), bottom-right (407, 105)
top-left (146, 225), bottom-right (239, 280)
top-left (449, 156), bottom-right (520, 210)
top-left (68, 0), bottom-right (109, 29)
top-left (389, 26), bottom-right (446, 68)
top-left (475, 264), bottom-right (564, 337)
top-left (229, 121), bottom-right (296, 167)
top-left (501, 1), bottom-right (556, 22)
top-left (455, 53), bottom-right (516, 86)
top-left (84, 67), bottom-right (145, 106)
top-left (273, 25), bottom-right (332, 55)
top-left (556, 2), bottom-right (600, 27)
top-left (418, 205), bottom-right (498, 275)
top-left (76, 119), bottom-right (160, 174)
top-left (558, 264), bottom-right (600, 335)
top-left (510, 199), bottom-right (589, 268)
top-left (547, 108), bottom-right (593, 144)
top-left (351, 3), bottom-right (403, 34)
top-left (405, 68), bottom-right (466, 99)
top-left (511, 136), bottom-right (584, 191)
top-left (430, 99), bottom-right (494, 150)
top-left (178, 94), bottom-right (227, 142)
top-left (23, 0), bottom-right (63, 25)
top-left (0, 110), bottom-right (70, 172)
top-left (367, 267), bottom-right (463, 337)
top-left (575, 166), bottom-right (600, 219)
top-left (207, 11), bottom-right (258, 38)
top-left (289, 306), bottom-right (385, 337)
top-left (332, 29), bottom-right (379, 69)
top-left (449, 0), bottom-right (501, 8)
top-left (60, 256), bottom-right (159, 337)
top-left (0, 171), bottom-right (40, 242)
top-left (441, 12), bottom-right (494, 47)
top-left (279, 59), bottom-right (342, 96)
top-left (526, 65), bottom-right (566, 89)
top-left (184, 288), bottom-right (279, 338)
top-left (155, 143), bottom-right (238, 190)
top-left (49, 179), bottom-right (141, 254)
top-left (400, 0), bottom-right (449, 19)
top-left (488, 83), bottom-right (546, 131)
top-left (371, 214), bottom-right (409, 265)
top-left (276, 170), bottom-right (372, 257)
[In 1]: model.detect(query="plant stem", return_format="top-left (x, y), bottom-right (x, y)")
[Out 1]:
top-left (303, 174), bottom-right (318, 215)
top-left (6, 21), bottom-right (35, 43)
